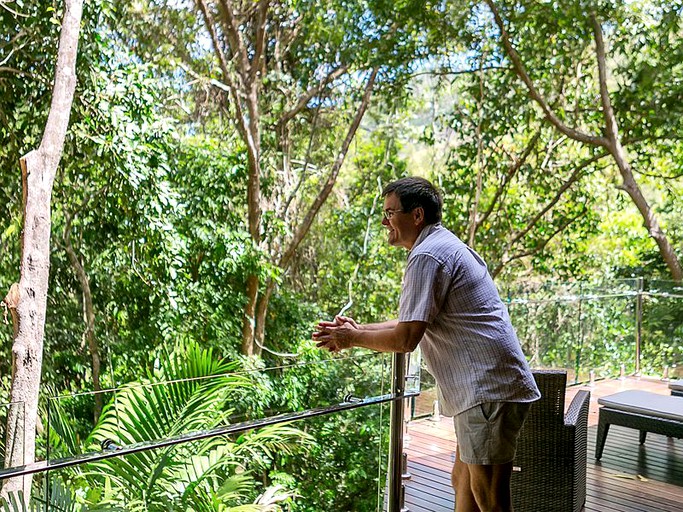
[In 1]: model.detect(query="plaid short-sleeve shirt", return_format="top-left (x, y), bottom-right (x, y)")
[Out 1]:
top-left (399, 224), bottom-right (540, 416)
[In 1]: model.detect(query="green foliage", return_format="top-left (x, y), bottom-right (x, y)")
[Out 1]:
top-left (252, 346), bottom-right (391, 512)
top-left (295, 130), bottom-right (407, 323)
top-left (46, 342), bottom-right (309, 510)
top-left (1, 0), bottom-right (683, 509)
top-left (280, 408), bottom-right (387, 512)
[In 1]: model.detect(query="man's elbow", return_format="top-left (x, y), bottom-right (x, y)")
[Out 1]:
top-left (395, 322), bottom-right (426, 353)
top-left (398, 336), bottom-right (421, 353)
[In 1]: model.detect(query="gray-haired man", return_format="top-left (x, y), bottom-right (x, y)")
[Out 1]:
top-left (313, 176), bottom-right (540, 511)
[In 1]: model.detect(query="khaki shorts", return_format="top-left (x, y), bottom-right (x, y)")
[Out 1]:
top-left (453, 401), bottom-right (532, 465)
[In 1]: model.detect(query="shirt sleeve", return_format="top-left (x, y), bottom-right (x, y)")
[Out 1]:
top-left (398, 254), bottom-right (448, 324)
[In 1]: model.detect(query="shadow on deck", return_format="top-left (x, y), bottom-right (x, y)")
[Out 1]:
top-left (403, 376), bottom-right (683, 512)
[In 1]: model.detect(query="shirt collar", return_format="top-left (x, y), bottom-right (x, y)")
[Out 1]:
top-left (410, 223), bottom-right (441, 253)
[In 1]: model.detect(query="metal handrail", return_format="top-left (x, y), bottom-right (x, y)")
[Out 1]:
top-left (0, 388), bottom-right (417, 482)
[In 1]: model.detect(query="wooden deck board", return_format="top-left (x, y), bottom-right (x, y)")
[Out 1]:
top-left (403, 376), bottom-right (683, 512)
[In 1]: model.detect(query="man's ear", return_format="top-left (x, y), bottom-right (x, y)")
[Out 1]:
top-left (413, 206), bottom-right (425, 225)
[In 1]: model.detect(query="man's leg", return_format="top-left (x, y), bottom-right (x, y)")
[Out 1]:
top-left (467, 461), bottom-right (514, 512)
top-left (452, 402), bottom-right (530, 511)
top-left (451, 446), bottom-right (480, 512)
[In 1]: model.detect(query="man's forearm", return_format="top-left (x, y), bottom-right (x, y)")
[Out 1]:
top-left (359, 319), bottom-right (399, 331)
top-left (314, 318), bottom-right (425, 354)
top-left (350, 320), bottom-right (425, 353)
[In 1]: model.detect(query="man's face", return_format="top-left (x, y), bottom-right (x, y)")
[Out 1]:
top-left (382, 193), bottom-right (422, 250)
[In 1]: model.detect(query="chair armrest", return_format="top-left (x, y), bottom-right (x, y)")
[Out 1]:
top-left (565, 390), bottom-right (590, 428)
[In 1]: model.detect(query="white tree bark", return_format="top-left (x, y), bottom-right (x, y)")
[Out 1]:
top-left (2, 0), bottom-right (83, 500)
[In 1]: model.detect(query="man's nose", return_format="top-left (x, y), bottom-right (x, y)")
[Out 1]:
top-left (381, 217), bottom-right (390, 226)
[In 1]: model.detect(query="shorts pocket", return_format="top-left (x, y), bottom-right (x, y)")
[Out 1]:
top-left (480, 402), bottom-right (496, 422)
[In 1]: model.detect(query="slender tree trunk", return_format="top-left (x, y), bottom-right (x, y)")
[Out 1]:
top-left (241, 125), bottom-right (262, 356)
top-left (253, 277), bottom-right (276, 356)
top-left (62, 229), bottom-right (103, 421)
top-left (2, 0), bottom-right (83, 500)
top-left (241, 274), bottom-right (259, 356)
top-left (609, 141), bottom-right (682, 281)
top-left (468, 55), bottom-right (486, 247)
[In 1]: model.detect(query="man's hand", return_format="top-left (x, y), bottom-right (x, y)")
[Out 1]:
top-left (316, 315), bottom-right (359, 330)
top-left (313, 316), bottom-right (359, 353)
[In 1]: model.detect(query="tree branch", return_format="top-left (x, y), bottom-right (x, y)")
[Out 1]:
top-left (250, 0), bottom-right (269, 83)
top-left (492, 204), bottom-right (587, 278)
top-left (196, 0), bottom-right (255, 155)
top-left (280, 103), bottom-right (323, 220)
top-left (196, 0), bottom-right (234, 88)
top-left (485, 0), bottom-right (606, 147)
top-left (278, 67), bottom-right (379, 271)
top-left (476, 129), bottom-right (543, 233)
top-left (219, 0), bottom-right (252, 84)
top-left (590, 13), bottom-right (618, 145)
top-left (277, 64), bottom-right (350, 129)
top-left (503, 151), bottom-right (607, 254)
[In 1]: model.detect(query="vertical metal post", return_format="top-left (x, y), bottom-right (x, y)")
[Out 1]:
top-left (45, 399), bottom-right (51, 511)
top-left (575, 284), bottom-right (583, 385)
top-left (401, 452), bottom-right (412, 480)
top-left (635, 277), bottom-right (643, 376)
top-left (387, 352), bottom-right (406, 512)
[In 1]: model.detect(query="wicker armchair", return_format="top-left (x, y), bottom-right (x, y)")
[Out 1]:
top-left (511, 369), bottom-right (590, 512)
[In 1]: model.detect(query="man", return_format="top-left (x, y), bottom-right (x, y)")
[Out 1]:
top-left (313, 177), bottom-right (540, 512)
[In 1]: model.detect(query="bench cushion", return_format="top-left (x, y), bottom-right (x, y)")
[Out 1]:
top-left (670, 379), bottom-right (683, 392)
top-left (597, 390), bottom-right (683, 422)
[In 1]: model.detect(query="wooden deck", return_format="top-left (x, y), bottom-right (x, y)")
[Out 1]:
top-left (403, 376), bottom-right (683, 512)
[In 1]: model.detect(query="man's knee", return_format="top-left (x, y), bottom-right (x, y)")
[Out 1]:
top-left (451, 451), bottom-right (470, 490)
top-left (468, 463), bottom-right (513, 512)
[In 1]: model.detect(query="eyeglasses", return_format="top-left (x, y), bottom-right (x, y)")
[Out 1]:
top-left (382, 208), bottom-right (404, 220)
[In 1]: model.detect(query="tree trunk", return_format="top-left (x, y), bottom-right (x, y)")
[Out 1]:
top-left (241, 274), bottom-right (259, 356)
top-left (253, 277), bottom-right (276, 356)
top-left (2, 0), bottom-right (83, 500)
top-left (63, 228), bottom-right (103, 421)
top-left (487, 1), bottom-right (683, 282)
top-left (609, 141), bottom-right (683, 281)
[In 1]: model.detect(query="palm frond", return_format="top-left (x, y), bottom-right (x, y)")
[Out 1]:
top-left (0, 491), bottom-right (28, 512)
top-left (44, 386), bottom-right (81, 460)
top-left (234, 424), bottom-right (314, 463)
top-left (254, 484), bottom-right (295, 510)
top-left (81, 342), bottom-right (262, 507)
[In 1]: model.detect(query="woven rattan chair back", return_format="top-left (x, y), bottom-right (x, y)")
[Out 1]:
top-left (511, 369), bottom-right (590, 512)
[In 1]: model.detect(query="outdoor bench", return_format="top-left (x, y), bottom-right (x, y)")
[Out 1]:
top-left (670, 379), bottom-right (683, 397)
top-left (595, 390), bottom-right (683, 459)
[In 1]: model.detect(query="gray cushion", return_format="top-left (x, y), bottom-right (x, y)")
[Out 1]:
top-left (669, 379), bottom-right (683, 391)
top-left (597, 390), bottom-right (683, 422)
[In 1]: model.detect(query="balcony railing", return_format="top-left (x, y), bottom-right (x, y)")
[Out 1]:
top-left (0, 279), bottom-right (680, 510)
top-left (0, 352), bottom-right (418, 511)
